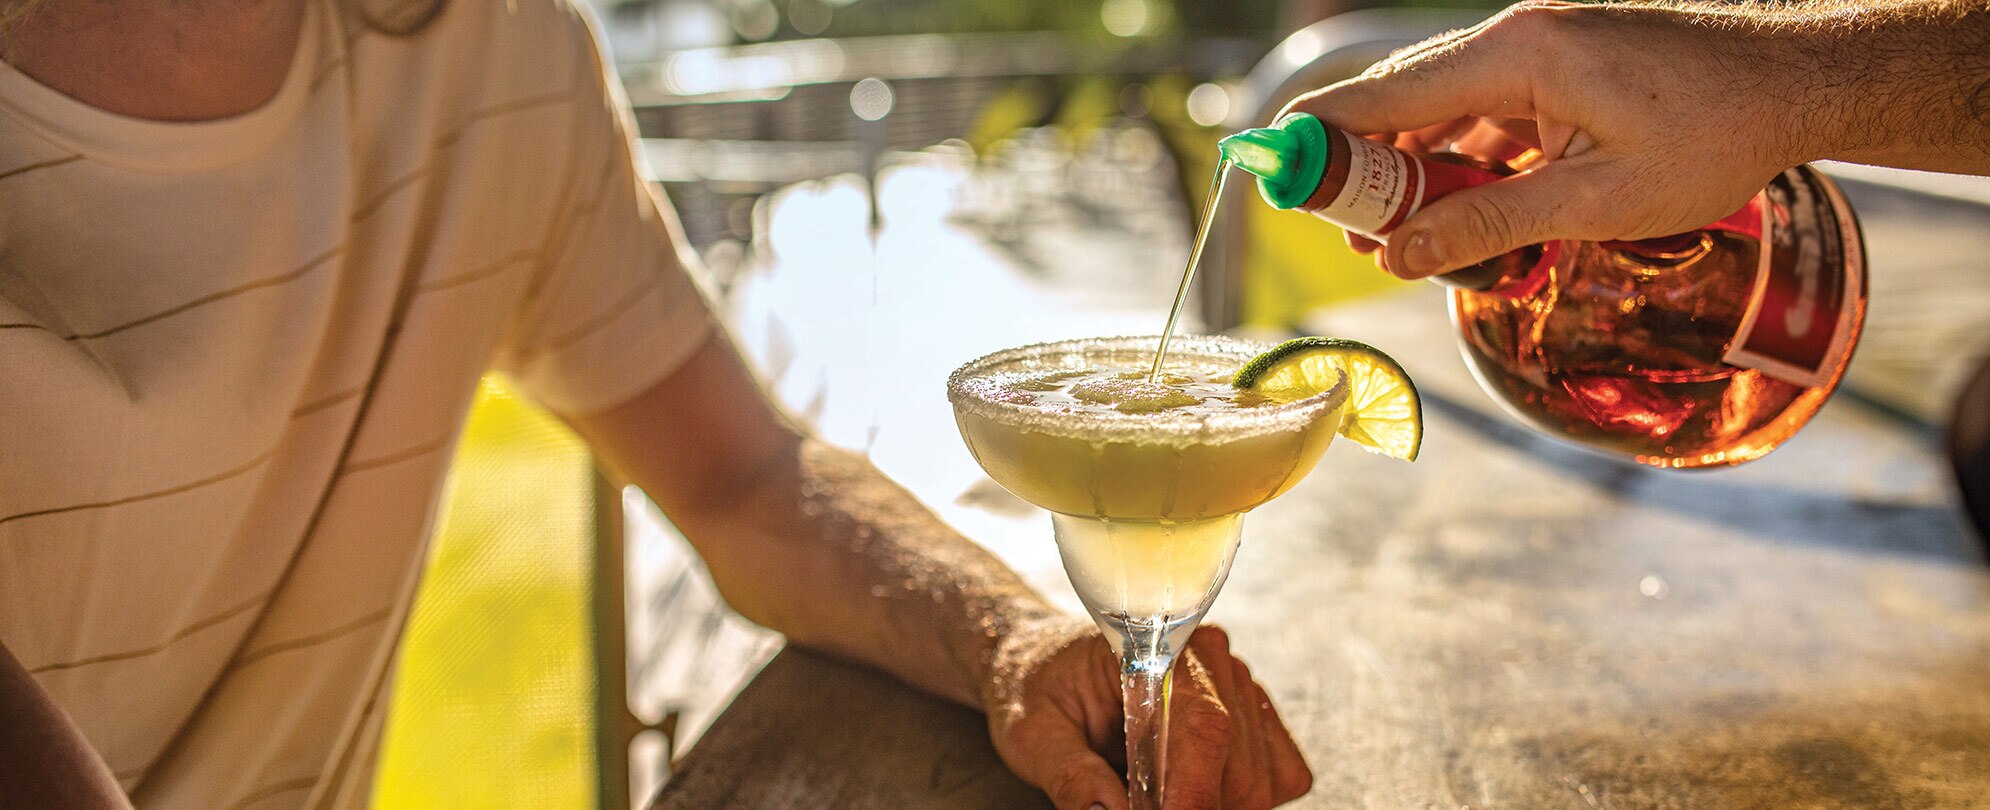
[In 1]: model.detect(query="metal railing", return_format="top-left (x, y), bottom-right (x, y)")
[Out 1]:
top-left (624, 32), bottom-right (1258, 250)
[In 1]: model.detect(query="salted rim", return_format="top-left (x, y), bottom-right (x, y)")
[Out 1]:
top-left (945, 335), bottom-right (1348, 445)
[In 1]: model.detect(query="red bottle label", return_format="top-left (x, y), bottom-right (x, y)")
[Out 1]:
top-left (1308, 131), bottom-right (1414, 238)
top-left (1723, 173), bottom-right (1864, 388)
top-left (1303, 131), bottom-right (1504, 239)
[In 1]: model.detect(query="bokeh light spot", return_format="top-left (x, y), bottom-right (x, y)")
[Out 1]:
top-left (850, 77), bottom-right (895, 121)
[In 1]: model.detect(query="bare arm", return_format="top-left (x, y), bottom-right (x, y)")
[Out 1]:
top-left (563, 332), bottom-right (1311, 810)
top-left (1284, 0), bottom-right (1990, 278)
top-left (568, 332), bottom-right (1058, 708)
top-left (1703, 0), bottom-right (1990, 173)
top-left (0, 642), bottom-right (128, 810)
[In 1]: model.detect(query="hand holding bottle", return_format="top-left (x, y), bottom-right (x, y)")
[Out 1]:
top-left (1280, 0), bottom-right (1990, 280)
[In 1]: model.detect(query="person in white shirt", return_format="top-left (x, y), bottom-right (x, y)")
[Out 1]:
top-left (0, 1), bottom-right (1309, 809)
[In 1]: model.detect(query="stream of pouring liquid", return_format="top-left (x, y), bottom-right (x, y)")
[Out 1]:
top-left (1147, 159), bottom-right (1233, 383)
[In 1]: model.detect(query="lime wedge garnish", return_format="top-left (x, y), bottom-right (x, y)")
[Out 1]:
top-left (1234, 337), bottom-right (1423, 461)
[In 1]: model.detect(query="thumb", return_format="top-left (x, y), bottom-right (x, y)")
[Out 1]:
top-left (1279, 4), bottom-right (1562, 135)
top-left (1004, 720), bottom-right (1128, 810)
top-left (1385, 159), bottom-right (1602, 278)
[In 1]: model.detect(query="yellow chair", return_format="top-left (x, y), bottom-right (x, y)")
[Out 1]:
top-left (371, 377), bottom-right (629, 809)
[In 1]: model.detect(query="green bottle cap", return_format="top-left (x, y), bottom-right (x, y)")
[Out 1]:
top-left (1218, 113), bottom-right (1330, 210)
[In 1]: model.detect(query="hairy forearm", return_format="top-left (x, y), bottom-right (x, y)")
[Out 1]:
top-left (673, 435), bottom-right (1064, 709)
top-left (1684, 0), bottom-right (1990, 172)
top-left (570, 335), bottom-right (1072, 711)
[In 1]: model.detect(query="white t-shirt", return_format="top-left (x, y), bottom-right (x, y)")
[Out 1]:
top-left (0, 0), bottom-right (712, 806)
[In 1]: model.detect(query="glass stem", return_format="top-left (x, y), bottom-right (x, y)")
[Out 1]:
top-left (1121, 623), bottom-right (1176, 810)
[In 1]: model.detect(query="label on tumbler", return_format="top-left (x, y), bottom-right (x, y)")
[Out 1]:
top-left (1725, 172), bottom-right (1863, 388)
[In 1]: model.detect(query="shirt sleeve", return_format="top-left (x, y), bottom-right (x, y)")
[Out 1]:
top-left (493, 3), bottom-right (714, 416)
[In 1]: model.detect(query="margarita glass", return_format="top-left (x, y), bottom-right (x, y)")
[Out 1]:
top-left (948, 334), bottom-right (1349, 809)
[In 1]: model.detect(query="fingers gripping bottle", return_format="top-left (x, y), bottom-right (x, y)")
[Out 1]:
top-left (1220, 113), bottom-right (1867, 469)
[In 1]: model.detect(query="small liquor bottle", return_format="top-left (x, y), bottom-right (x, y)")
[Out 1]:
top-left (1220, 113), bottom-right (1867, 468)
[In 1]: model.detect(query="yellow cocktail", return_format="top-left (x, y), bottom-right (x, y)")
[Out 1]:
top-left (948, 334), bottom-right (1353, 809)
top-left (950, 335), bottom-right (1345, 623)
